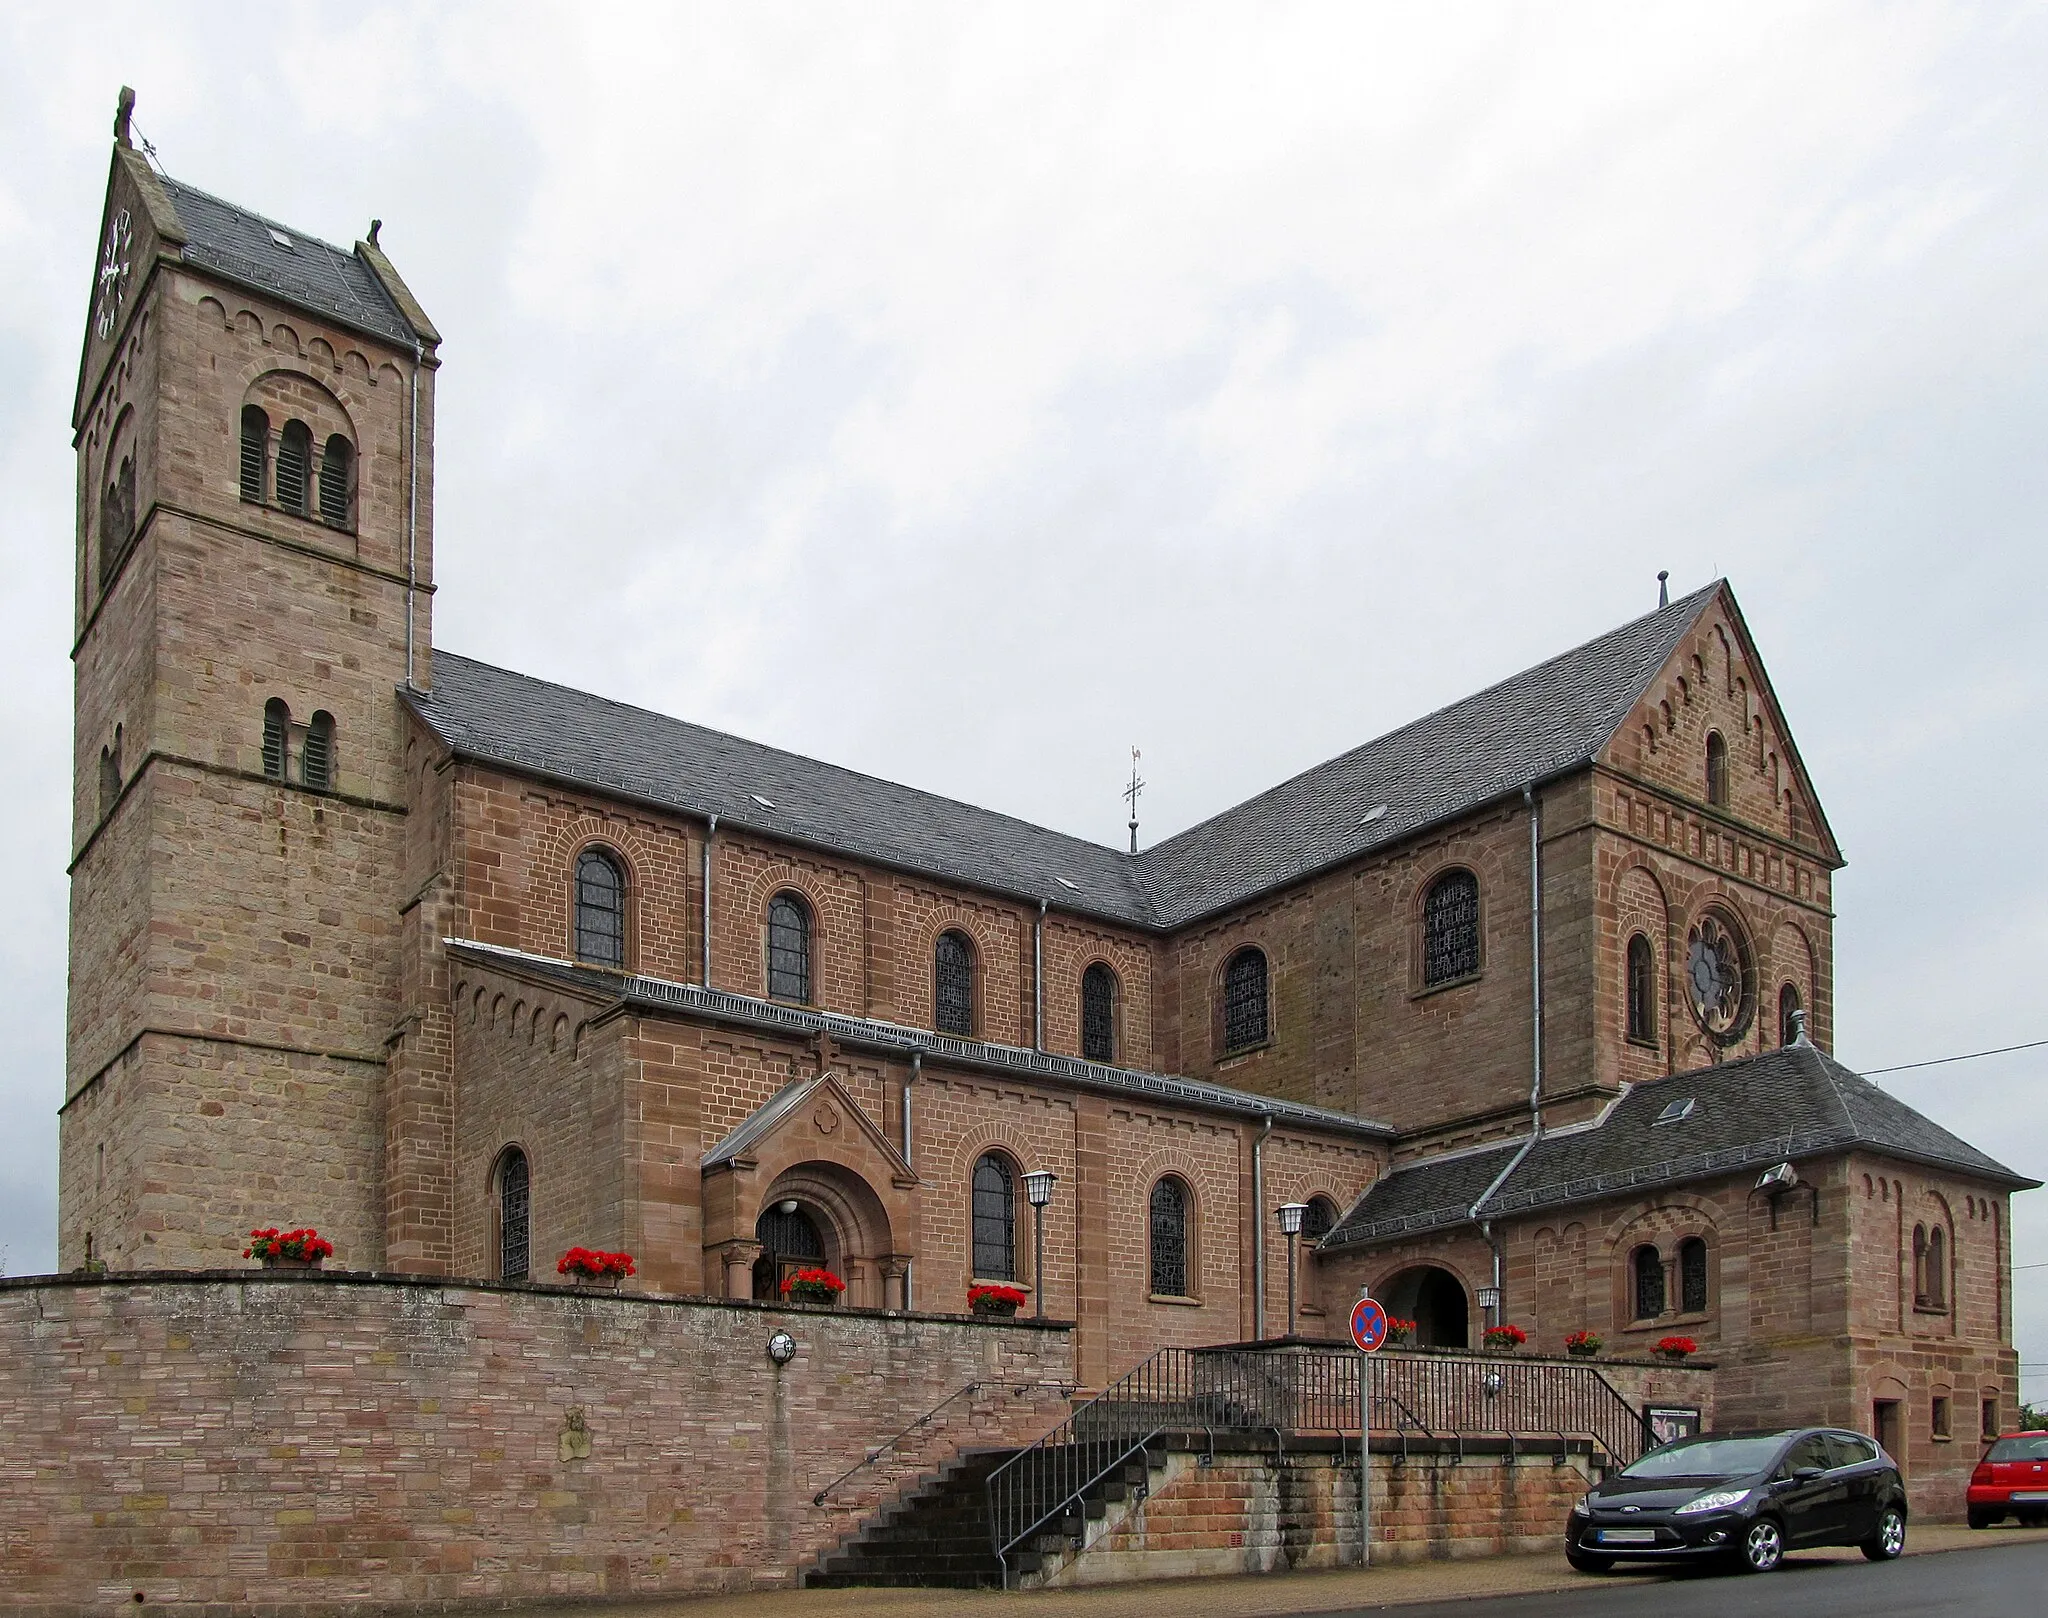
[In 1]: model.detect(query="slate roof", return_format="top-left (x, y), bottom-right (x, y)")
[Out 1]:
top-left (1321, 1043), bottom-right (2039, 1249)
top-left (158, 175), bottom-right (417, 348)
top-left (445, 938), bottom-right (1393, 1139)
top-left (409, 584), bottom-right (1722, 931)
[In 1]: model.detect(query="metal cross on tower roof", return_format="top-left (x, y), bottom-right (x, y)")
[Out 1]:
top-left (1124, 747), bottom-right (1145, 854)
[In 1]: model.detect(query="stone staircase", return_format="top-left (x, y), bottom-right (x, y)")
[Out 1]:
top-left (805, 1444), bottom-right (1168, 1588)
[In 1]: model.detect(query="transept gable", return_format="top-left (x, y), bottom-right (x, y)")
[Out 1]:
top-left (1602, 583), bottom-right (1841, 868)
top-left (702, 1068), bottom-right (918, 1190)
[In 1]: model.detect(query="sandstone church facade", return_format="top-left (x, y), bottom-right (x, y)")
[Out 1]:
top-left (60, 112), bottom-right (2030, 1514)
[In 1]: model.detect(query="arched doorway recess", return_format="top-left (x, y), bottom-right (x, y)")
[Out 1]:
top-left (751, 1159), bottom-right (900, 1309)
top-left (1379, 1264), bottom-right (1472, 1348)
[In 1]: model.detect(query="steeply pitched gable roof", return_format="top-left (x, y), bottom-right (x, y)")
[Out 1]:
top-left (1321, 1043), bottom-right (2038, 1249)
top-left (409, 584), bottom-right (1724, 931)
top-left (157, 173), bottom-right (420, 348)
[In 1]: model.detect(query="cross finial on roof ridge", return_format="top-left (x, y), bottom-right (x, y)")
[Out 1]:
top-left (114, 87), bottom-right (135, 147)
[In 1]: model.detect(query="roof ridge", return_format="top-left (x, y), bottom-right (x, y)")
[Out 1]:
top-left (158, 172), bottom-right (362, 263)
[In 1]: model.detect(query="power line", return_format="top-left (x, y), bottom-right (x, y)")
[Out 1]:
top-left (1861, 1038), bottom-right (2048, 1076)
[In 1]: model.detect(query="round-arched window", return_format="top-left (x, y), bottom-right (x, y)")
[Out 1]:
top-left (1626, 933), bottom-right (1656, 1043)
top-left (1422, 871), bottom-right (1481, 986)
top-left (972, 1152), bottom-right (1016, 1281)
top-left (1149, 1176), bottom-right (1192, 1297)
top-left (1632, 1244), bottom-right (1665, 1320)
top-left (496, 1147), bottom-right (530, 1281)
top-left (1221, 948), bottom-right (1269, 1054)
top-left (935, 930), bottom-right (975, 1036)
top-left (1081, 962), bottom-right (1118, 1062)
top-left (767, 891), bottom-right (811, 1002)
top-left (574, 848), bottom-right (626, 968)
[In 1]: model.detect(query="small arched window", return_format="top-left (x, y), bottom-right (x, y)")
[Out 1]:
top-left (1081, 962), bottom-right (1118, 1063)
top-left (318, 434), bottom-right (354, 527)
top-left (1149, 1176), bottom-right (1191, 1298)
top-left (1302, 1195), bottom-right (1339, 1245)
top-left (98, 724), bottom-right (123, 819)
top-left (1626, 933), bottom-right (1656, 1043)
top-left (1679, 1236), bottom-right (1709, 1314)
top-left (1706, 731), bottom-right (1729, 807)
top-left (573, 848), bottom-right (626, 968)
top-left (1912, 1224), bottom-right (1929, 1307)
top-left (1926, 1226), bottom-right (1947, 1310)
top-left (971, 1152), bottom-right (1015, 1281)
top-left (1632, 1244), bottom-right (1666, 1320)
top-left (275, 419), bottom-right (313, 515)
top-left (497, 1147), bottom-right (530, 1281)
top-left (239, 405), bottom-right (269, 504)
top-left (1779, 983), bottom-right (1803, 1047)
top-left (767, 890), bottom-right (811, 1002)
top-left (934, 929), bottom-right (975, 1036)
top-left (1221, 947), bottom-right (1269, 1054)
top-left (1422, 870), bottom-right (1481, 986)
top-left (302, 710), bottom-right (335, 793)
top-left (262, 698), bottom-right (291, 782)
top-left (100, 453), bottom-right (136, 586)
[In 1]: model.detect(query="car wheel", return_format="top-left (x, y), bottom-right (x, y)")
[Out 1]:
top-left (1566, 1548), bottom-right (1614, 1574)
top-left (1967, 1507), bottom-right (1996, 1531)
top-left (1861, 1506), bottom-right (1906, 1562)
top-left (1735, 1517), bottom-right (1785, 1573)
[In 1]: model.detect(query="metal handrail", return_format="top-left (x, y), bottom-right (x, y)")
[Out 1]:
top-left (813, 1377), bottom-right (1075, 1506)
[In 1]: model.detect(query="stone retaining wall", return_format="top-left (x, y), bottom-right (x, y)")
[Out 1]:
top-left (0, 1272), bottom-right (1073, 1614)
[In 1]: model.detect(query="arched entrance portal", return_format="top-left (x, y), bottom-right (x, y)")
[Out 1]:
top-left (1379, 1265), bottom-right (1471, 1348)
top-left (753, 1201), bottom-right (827, 1301)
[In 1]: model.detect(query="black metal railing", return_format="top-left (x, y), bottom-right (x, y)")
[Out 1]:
top-left (984, 1347), bottom-right (1656, 1576)
top-left (813, 1377), bottom-right (1077, 1505)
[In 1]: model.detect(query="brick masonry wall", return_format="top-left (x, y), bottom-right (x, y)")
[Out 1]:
top-left (0, 1274), bottom-right (1074, 1613)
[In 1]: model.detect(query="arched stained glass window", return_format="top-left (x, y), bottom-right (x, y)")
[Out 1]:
top-left (318, 434), bottom-right (354, 527)
top-left (1221, 948), bottom-right (1268, 1054)
top-left (1149, 1176), bottom-right (1190, 1297)
top-left (302, 711), bottom-right (335, 793)
top-left (1302, 1195), bottom-right (1339, 1244)
top-left (276, 419), bottom-right (313, 515)
top-left (1081, 962), bottom-right (1117, 1062)
top-left (239, 405), bottom-right (269, 503)
top-left (1422, 871), bottom-right (1480, 986)
top-left (1632, 1244), bottom-right (1665, 1320)
top-left (498, 1147), bottom-right (530, 1281)
top-left (262, 698), bottom-right (291, 782)
top-left (767, 891), bottom-right (811, 1002)
top-left (574, 848), bottom-right (626, 968)
top-left (1706, 732), bottom-right (1729, 807)
top-left (1626, 934), bottom-right (1656, 1043)
top-left (1779, 983), bottom-right (1803, 1047)
top-left (972, 1152), bottom-right (1015, 1280)
top-left (935, 930), bottom-right (975, 1036)
top-left (1679, 1237), bottom-right (1709, 1314)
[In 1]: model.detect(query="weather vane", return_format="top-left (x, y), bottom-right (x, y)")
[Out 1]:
top-left (1124, 747), bottom-right (1145, 854)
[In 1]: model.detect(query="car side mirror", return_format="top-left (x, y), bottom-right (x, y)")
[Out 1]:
top-left (1793, 1466), bottom-right (1825, 1482)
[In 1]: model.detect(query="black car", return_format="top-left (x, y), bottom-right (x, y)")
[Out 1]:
top-left (1566, 1427), bottom-right (1908, 1575)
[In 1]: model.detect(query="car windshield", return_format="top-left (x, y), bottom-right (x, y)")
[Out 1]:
top-left (1987, 1436), bottom-right (2048, 1462)
top-left (1621, 1436), bottom-right (1786, 1479)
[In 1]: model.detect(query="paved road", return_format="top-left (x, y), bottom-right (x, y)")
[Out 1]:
top-left (1329, 1539), bottom-right (2048, 1617)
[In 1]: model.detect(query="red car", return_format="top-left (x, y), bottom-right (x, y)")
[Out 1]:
top-left (1968, 1431), bottom-right (2048, 1528)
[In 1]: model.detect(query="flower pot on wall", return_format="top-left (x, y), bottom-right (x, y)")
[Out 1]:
top-left (260, 1255), bottom-right (323, 1271)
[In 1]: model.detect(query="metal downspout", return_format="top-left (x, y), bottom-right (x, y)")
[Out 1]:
top-left (1252, 1114), bottom-right (1274, 1340)
top-left (1524, 784), bottom-right (1543, 1122)
top-left (902, 1049), bottom-right (920, 1310)
top-left (700, 815), bottom-right (718, 986)
top-left (1033, 899), bottom-right (1048, 1051)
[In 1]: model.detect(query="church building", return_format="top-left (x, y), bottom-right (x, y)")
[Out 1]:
top-left (60, 107), bottom-right (2030, 1518)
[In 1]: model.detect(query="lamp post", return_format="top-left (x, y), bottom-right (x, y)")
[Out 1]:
top-left (1276, 1202), bottom-right (1308, 1339)
top-left (1023, 1170), bottom-right (1057, 1320)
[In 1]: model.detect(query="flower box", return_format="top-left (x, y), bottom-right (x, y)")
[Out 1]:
top-left (244, 1228), bottom-right (333, 1269)
top-left (968, 1284), bottom-right (1028, 1318)
top-left (1653, 1335), bottom-right (1698, 1362)
top-left (1564, 1330), bottom-right (1603, 1358)
top-left (1481, 1323), bottom-right (1527, 1353)
top-left (781, 1267), bottom-right (846, 1306)
top-left (557, 1247), bottom-right (636, 1286)
top-left (1384, 1317), bottom-right (1417, 1347)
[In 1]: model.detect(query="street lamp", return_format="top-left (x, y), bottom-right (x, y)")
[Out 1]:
top-left (1023, 1170), bottom-right (1058, 1320)
top-left (1276, 1202), bottom-right (1309, 1338)
top-left (1476, 1284), bottom-right (1501, 1331)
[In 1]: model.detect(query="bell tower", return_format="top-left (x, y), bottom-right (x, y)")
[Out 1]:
top-left (60, 90), bottom-right (441, 1270)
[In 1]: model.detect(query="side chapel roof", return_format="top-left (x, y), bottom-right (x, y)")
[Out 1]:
top-left (1319, 1042), bottom-right (2039, 1250)
top-left (409, 583), bottom-right (1729, 931)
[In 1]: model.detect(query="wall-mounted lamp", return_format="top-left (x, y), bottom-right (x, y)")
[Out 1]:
top-left (776, 1198), bottom-right (800, 1216)
top-left (767, 1331), bottom-right (797, 1365)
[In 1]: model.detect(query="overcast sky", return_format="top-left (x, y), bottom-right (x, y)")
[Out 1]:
top-left (2, 3), bottom-right (2043, 1401)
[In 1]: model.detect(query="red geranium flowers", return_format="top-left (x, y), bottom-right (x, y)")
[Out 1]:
top-left (1655, 1334), bottom-right (1699, 1357)
top-left (781, 1267), bottom-right (846, 1300)
top-left (243, 1228), bottom-right (334, 1261)
top-left (557, 1248), bottom-right (636, 1279)
top-left (968, 1283), bottom-right (1028, 1310)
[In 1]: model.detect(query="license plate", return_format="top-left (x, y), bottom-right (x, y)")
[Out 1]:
top-left (1598, 1529), bottom-right (1657, 1545)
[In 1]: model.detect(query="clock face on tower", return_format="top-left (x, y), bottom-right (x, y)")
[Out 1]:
top-left (1685, 911), bottom-right (1754, 1043)
top-left (95, 209), bottom-right (133, 342)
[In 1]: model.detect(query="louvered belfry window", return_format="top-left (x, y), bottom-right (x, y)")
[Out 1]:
top-left (935, 930), bottom-right (974, 1036)
top-left (239, 406), bottom-right (269, 503)
top-left (302, 711), bottom-right (335, 792)
top-left (574, 849), bottom-right (626, 968)
top-left (1626, 934), bottom-right (1656, 1042)
top-left (100, 456), bottom-right (136, 586)
top-left (1422, 871), bottom-right (1480, 986)
top-left (1081, 962), bottom-right (1117, 1062)
top-left (1221, 948), bottom-right (1268, 1053)
top-left (767, 891), bottom-right (811, 1001)
top-left (262, 698), bottom-right (290, 782)
top-left (972, 1152), bottom-right (1015, 1280)
top-left (1779, 982), bottom-right (1803, 1047)
top-left (498, 1148), bottom-right (530, 1281)
top-left (1679, 1237), bottom-right (1708, 1314)
top-left (318, 434), bottom-right (353, 527)
top-left (1150, 1176), bottom-right (1190, 1297)
top-left (275, 420), bottom-right (312, 514)
top-left (1633, 1245), bottom-right (1665, 1320)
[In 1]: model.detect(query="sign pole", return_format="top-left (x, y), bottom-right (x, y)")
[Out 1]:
top-left (1348, 1285), bottom-right (1386, 1568)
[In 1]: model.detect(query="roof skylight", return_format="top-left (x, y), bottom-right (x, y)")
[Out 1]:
top-left (750, 794), bottom-right (777, 810)
top-left (1655, 1097), bottom-right (1697, 1126)
top-left (1054, 876), bottom-right (1079, 891)
top-left (267, 228), bottom-right (295, 250)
